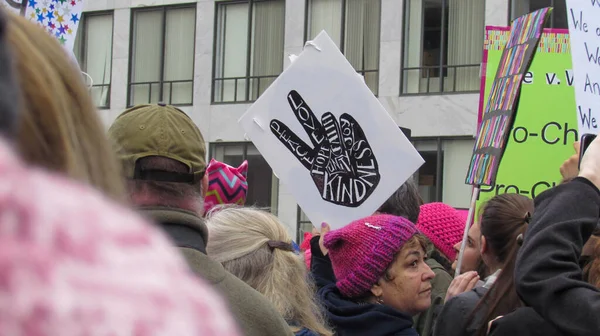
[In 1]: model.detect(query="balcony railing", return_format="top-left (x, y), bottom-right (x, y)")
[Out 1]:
top-left (213, 69), bottom-right (379, 104)
top-left (400, 64), bottom-right (480, 95)
top-left (128, 79), bottom-right (193, 107)
top-left (357, 69), bottom-right (379, 96)
top-left (212, 75), bottom-right (280, 104)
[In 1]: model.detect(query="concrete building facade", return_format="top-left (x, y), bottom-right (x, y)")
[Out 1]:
top-left (76, 0), bottom-right (568, 239)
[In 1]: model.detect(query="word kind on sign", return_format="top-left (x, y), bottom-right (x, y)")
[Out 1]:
top-left (566, 0), bottom-right (600, 135)
top-left (271, 90), bottom-right (380, 207)
top-left (239, 31), bottom-right (423, 229)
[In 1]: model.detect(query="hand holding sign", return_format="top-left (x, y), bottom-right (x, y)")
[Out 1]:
top-left (270, 90), bottom-right (380, 207)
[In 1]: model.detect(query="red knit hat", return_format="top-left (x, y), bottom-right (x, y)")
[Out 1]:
top-left (324, 215), bottom-right (418, 298)
top-left (416, 203), bottom-right (465, 261)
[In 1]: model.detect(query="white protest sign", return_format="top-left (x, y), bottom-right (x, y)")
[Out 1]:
top-left (566, 0), bottom-right (600, 134)
top-left (239, 31), bottom-right (424, 229)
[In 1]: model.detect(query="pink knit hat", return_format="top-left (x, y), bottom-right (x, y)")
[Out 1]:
top-left (324, 215), bottom-right (419, 298)
top-left (204, 159), bottom-right (248, 214)
top-left (300, 232), bottom-right (313, 269)
top-left (416, 203), bottom-right (466, 261)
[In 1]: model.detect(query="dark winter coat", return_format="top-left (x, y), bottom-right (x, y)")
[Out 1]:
top-left (433, 286), bottom-right (488, 336)
top-left (514, 177), bottom-right (600, 336)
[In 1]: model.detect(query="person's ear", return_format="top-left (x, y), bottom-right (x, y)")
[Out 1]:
top-left (480, 235), bottom-right (488, 256)
top-left (201, 173), bottom-right (208, 198)
top-left (370, 281), bottom-right (384, 298)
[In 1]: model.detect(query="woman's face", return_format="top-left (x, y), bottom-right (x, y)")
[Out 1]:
top-left (372, 239), bottom-right (435, 316)
top-left (452, 221), bottom-right (482, 273)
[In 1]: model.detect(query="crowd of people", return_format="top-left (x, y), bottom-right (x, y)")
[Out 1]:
top-left (0, 8), bottom-right (598, 336)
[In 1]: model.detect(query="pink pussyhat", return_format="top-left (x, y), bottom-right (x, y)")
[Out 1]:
top-left (416, 203), bottom-right (466, 261)
top-left (324, 215), bottom-right (418, 298)
top-left (204, 159), bottom-right (249, 214)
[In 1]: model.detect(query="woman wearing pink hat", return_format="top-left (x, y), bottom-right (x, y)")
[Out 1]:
top-left (315, 215), bottom-right (435, 335)
top-left (434, 194), bottom-right (533, 336)
top-left (413, 203), bottom-right (466, 336)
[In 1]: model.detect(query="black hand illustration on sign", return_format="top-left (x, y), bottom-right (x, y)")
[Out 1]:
top-left (270, 90), bottom-right (380, 207)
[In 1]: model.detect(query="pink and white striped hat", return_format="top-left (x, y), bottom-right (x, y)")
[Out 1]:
top-left (204, 159), bottom-right (249, 214)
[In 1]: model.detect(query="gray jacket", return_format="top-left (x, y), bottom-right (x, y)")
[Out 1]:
top-left (433, 286), bottom-right (488, 336)
top-left (142, 207), bottom-right (294, 336)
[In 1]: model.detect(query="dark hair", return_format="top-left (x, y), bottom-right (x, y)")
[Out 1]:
top-left (475, 258), bottom-right (489, 279)
top-left (470, 193), bottom-right (534, 336)
top-left (430, 248), bottom-right (453, 275)
top-left (0, 11), bottom-right (19, 139)
top-left (584, 237), bottom-right (600, 288)
top-left (377, 178), bottom-right (422, 223)
top-left (127, 156), bottom-right (203, 210)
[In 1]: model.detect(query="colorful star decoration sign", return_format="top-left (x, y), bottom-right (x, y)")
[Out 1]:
top-left (1, 0), bottom-right (84, 53)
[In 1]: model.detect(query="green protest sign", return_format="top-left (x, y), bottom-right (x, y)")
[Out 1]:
top-left (476, 27), bottom-right (578, 209)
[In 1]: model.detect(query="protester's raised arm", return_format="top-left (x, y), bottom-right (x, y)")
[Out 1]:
top-left (515, 177), bottom-right (600, 336)
top-left (310, 223), bottom-right (336, 289)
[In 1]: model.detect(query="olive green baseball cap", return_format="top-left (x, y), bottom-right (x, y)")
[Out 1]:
top-left (108, 103), bottom-right (206, 183)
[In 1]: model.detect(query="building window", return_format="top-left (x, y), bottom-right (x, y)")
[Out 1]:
top-left (412, 137), bottom-right (475, 206)
top-left (128, 5), bottom-right (196, 107)
top-left (74, 12), bottom-right (113, 109)
top-left (416, 151), bottom-right (442, 203)
top-left (209, 142), bottom-right (279, 212)
top-left (441, 138), bottom-right (474, 207)
top-left (510, 0), bottom-right (566, 28)
top-left (212, 0), bottom-right (285, 104)
top-left (412, 139), bottom-right (443, 203)
top-left (296, 208), bottom-right (312, 243)
top-left (401, 0), bottom-right (484, 94)
top-left (306, 0), bottom-right (381, 95)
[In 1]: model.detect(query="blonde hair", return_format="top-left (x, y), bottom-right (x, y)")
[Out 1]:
top-left (6, 13), bottom-right (125, 201)
top-left (206, 207), bottom-right (332, 336)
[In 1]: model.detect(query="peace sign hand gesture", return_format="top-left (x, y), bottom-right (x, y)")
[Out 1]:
top-left (270, 90), bottom-right (380, 207)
